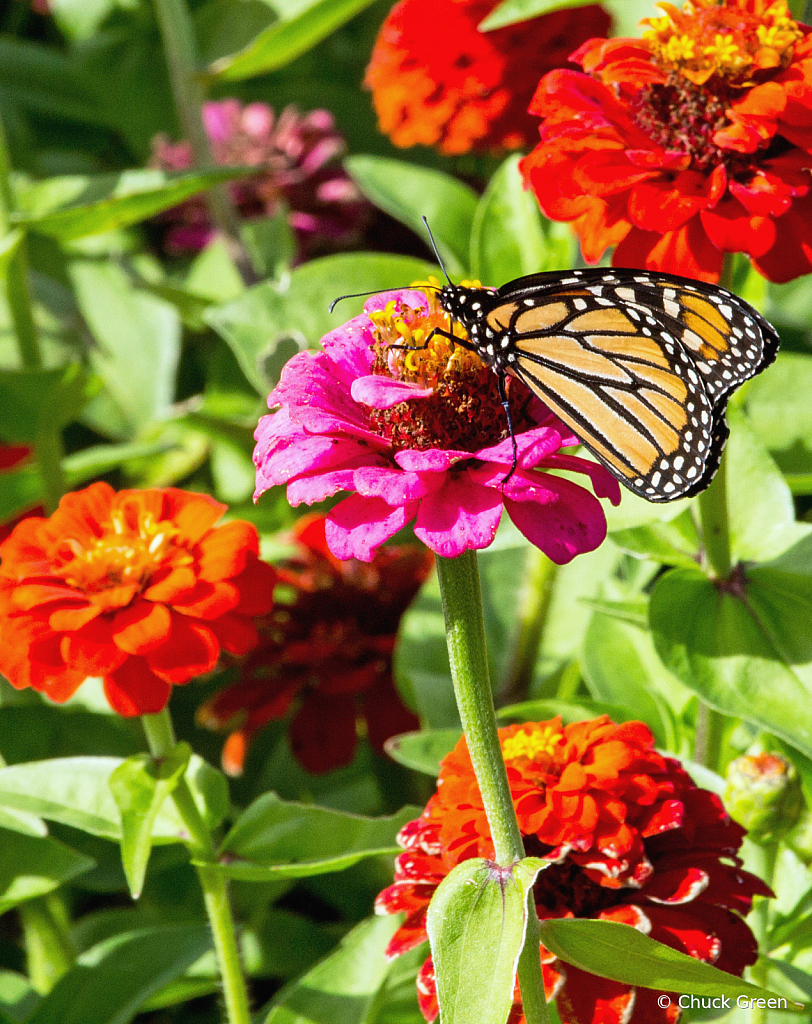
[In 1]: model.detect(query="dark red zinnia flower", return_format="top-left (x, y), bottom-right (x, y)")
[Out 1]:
top-left (365, 0), bottom-right (612, 155)
top-left (197, 514), bottom-right (433, 775)
top-left (0, 483), bottom-right (275, 716)
top-left (376, 717), bottom-right (771, 1024)
top-left (521, 0), bottom-right (812, 282)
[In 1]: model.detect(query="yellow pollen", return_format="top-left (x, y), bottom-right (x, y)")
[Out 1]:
top-left (642, 0), bottom-right (802, 85)
top-left (501, 725), bottom-right (564, 763)
top-left (59, 503), bottom-right (190, 593)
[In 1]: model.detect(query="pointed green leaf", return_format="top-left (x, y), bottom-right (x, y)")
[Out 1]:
top-left (0, 755), bottom-right (224, 842)
top-left (384, 729), bottom-right (462, 776)
top-left (0, 806), bottom-right (47, 838)
top-left (0, 829), bottom-right (94, 915)
top-left (24, 924), bottom-right (212, 1024)
top-left (480, 0), bottom-right (655, 34)
top-left (0, 970), bottom-right (39, 1024)
top-left (346, 156), bottom-right (478, 278)
top-left (206, 252), bottom-right (434, 393)
top-left (650, 555), bottom-right (812, 762)
top-left (14, 168), bottom-right (253, 240)
top-left (0, 230), bottom-right (25, 280)
top-left (427, 857), bottom-right (548, 1024)
top-left (209, 0), bottom-right (379, 81)
top-left (216, 793), bottom-right (419, 879)
top-left (0, 363), bottom-right (95, 445)
top-left (539, 919), bottom-right (798, 1006)
top-left (109, 744), bottom-right (191, 899)
top-left (263, 916), bottom-right (399, 1024)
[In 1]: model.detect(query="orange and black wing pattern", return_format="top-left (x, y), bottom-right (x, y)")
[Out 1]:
top-left (441, 268), bottom-right (779, 502)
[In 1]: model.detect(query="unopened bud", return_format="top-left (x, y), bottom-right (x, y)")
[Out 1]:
top-left (724, 752), bottom-right (802, 845)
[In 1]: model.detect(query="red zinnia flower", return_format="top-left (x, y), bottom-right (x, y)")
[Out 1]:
top-left (0, 483), bottom-right (275, 716)
top-left (376, 717), bottom-right (770, 1024)
top-left (365, 0), bottom-right (612, 155)
top-left (198, 514), bottom-right (432, 775)
top-left (521, 0), bottom-right (812, 283)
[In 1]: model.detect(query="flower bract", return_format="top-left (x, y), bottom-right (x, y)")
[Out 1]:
top-left (0, 483), bottom-right (275, 716)
top-left (253, 287), bottom-right (620, 563)
top-left (376, 717), bottom-right (771, 1024)
top-left (521, 0), bottom-right (812, 282)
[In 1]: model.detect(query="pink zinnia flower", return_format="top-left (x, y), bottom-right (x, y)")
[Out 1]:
top-left (253, 286), bottom-right (621, 563)
top-left (151, 100), bottom-right (368, 260)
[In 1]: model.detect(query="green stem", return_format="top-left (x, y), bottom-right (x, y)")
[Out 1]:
top-left (142, 709), bottom-right (252, 1024)
top-left (150, 0), bottom-right (255, 282)
top-left (748, 843), bottom-right (778, 1024)
top-left (434, 552), bottom-right (549, 1024)
top-left (500, 549), bottom-right (557, 705)
top-left (697, 451), bottom-right (731, 580)
top-left (693, 700), bottom-right (725, 771)
top-left (19, 894), bottom-right (74, 994)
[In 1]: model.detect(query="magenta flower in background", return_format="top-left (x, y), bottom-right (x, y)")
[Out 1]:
top-left (254, 287), bottom-right (621, 563)
top-left (151, 100), bottom-right (368, 259)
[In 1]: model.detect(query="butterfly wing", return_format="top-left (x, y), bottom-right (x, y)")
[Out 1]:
top-left (472, 270), bottom-right (777, 501)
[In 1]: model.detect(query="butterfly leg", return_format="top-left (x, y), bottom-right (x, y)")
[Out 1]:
top-left (498, 372), bottom-right (518, 485)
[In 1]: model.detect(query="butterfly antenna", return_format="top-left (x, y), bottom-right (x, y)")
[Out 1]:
top-left (329, 281), bottom-right (443, 314)
top-left (422, 215), bottom-right (452, 284)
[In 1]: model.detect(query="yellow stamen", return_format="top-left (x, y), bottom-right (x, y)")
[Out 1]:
top-left (502, 725), bottom-right (564, 763)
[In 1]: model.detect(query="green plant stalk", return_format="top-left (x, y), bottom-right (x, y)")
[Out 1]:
top-left (435, 551), bottom-right (550, 1024)
top-left (142, 709), bottom-right (252, 1024)
top-left (500, 548), bottom-right (557, 704)
top-left (693, 699), bottom-right (726, 772)
top-left (0, 113), bottom-right (65, 510)
top-left (19, 893), bottom-right (74, 994)
top-left (748, 842), bottom-right (778, 1024)
top-left (150, 0), bottom-right (255, 282)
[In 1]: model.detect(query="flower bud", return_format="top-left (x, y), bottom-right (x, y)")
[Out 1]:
top-left (724, 752), bottom-right (802, 845)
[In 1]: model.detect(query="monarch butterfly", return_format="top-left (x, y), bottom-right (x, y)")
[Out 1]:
top-left (434, 267), bottom-right (780, 502)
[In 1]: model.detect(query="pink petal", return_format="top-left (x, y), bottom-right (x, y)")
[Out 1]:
top-left (287, 467), bottom-right (364, 505)
top-left (474, 425), bottom-right (565, 467)
top-left (353, 465), bottom-right (442, 504)
top-left (255, 436), bottom-right (369, 495)
top-left (395, 448), bottom-right (469, 472)
top-left (504, 477), bottom-right (608, 564)
top-left (413, 474), bottom-right (503, 557)
top-left (542, 453), bottom-right (622, 504)
top-left (326, 495), bottom-right (418, 562)
top-left (351, 375), bottom-right (434, 409)
top-left (363, 290), bottom-right (431, 316)
top-left (320, 312), bottom-right (376, 379)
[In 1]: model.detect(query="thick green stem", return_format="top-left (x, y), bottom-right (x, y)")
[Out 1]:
top-left (142, 709), bottom-right (252, 1024)
top-left (20, 894), bottom-right (74, 994)
top-left (748, 843), bottom-right (778, 1024)
top-left (150, 0), bottom-right (255, 282)
top-left (693, 700), bottom-right (726, 771)
top-left (435, 552), bottom-right (549, 1024)
top-left (698, 452), bottom-right (731, 580)
top-left (500, 549), bottom-right (557, 705)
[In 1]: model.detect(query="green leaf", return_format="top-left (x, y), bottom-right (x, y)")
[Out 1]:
top-left (0, 755), bottom-right (224, 842)
top-left (109, 744), bottom-right (191, 899)
top-left (206, 252), bottom-right (434, 394)
top-left (346, 156), bottom-right (478, 278)
top-left (0, 829), bottom-right (94, 915)
top-left (480, 0), bottom-right (655, 33)
top-left (0, 363), bottom-right (95, 445)
top-left (15, 168), bottom-right (252, 241)
top-left (216, 793), bottom-right (420, 880)
top-left (209, 0), bottom-right (379, 81)
top-left (610, 509), bottom-right (701, 569)
top-left (384, 729), bottom-right (462, 776)
top-left (539, 919), bottom-right (797, 1004)
top-left (427, 857), bottom-right (548, 1024)
top-left (0, 230), bottom-right (25, 280)
top-left (0, 970), bottom-right (38, 1024)
top-left (745, 353), bottom-right (812, 491)
top-left (0, 806), bottom-right (48, 838)
top-left (497, 697), bottom-right (654, 726)
top-left (263, 916), bottom-right (399, 1024)
top-left (0, 37), bottom-right (104, 128)
top-left (650, 552), bottom-right (812, 762)
top-left (580, 611), bottom-right (688, 749)
top-left (25, 924), bottom-right (212, 1024)
top-left (48, 0), bottom-right (123, 40)
top-left (70, 261), bottom-right (180, 436)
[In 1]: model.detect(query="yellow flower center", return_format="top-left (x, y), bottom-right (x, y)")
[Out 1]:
top-left (368, 277), bottom-right (484, 389)
top-left (59, 497), bottom-right (191, 592)
top-left (502, 724), bottom-right (564, 763)
top-left (643, 0), bottom-right (802, 85)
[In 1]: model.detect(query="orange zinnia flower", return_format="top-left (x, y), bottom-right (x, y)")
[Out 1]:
top-left (521, 0), bottom-right (812, 282)
top-left (376, 718), bottom-right (770, 1024)
top-left (365, 0), bottom-right (612, 155)
top-left (198, 514), bottom-right (432, 775)
top-left (0, 483), bottom-right (275, 716)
